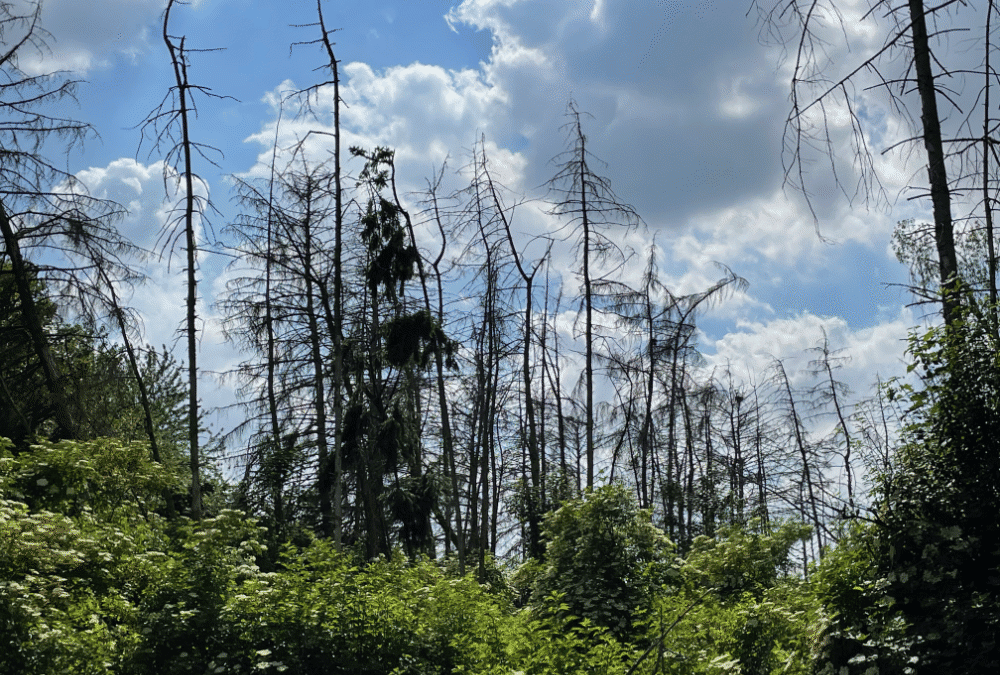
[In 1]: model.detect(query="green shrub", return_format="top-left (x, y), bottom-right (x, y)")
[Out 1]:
top-left (123, 510), bottom-right (265, 675)
top-left (506, 596), bottom-right (630, 675)
top-left (628, 522), bottom-right (819, 675)
top-left (217, 541), bottom-right (509, 674)
top-left (0, 436), bottom-right (179, 519)
top-left (523, 482), bottom-right (679, 641)
top-left (0, 437), bottom-right (173, 675)
top-left (681, 521), bottom-right (812, 600)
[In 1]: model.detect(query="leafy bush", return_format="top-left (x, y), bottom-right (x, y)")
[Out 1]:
top-left (681, 521), bottom-right (812, 600)
top-left (0, 438), bottom-right (846, 675)
top-left (216, 540), bottom-right (510, 675)
top-left (1, 437), bottom-right (179, 519)
top-left (865, 314), bottom-right (1000, 673)
top-left (123, 510), bottom-right (266, 675)
top-left (809, 520), bottom-right (912, 675)
top-left (0, 437), bottom-right (517, 675)
top-left (506, 595), bottom-right (630, 675)
top-left (0, 437), bottom-right (171, 675)
top-left (594, 521), bottom-right (820, 675)
top-left (523, 482), bottom-right (679, 641)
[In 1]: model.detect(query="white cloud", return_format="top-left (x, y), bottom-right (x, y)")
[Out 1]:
top-left (15, 0), bottom-right (162, 75)
top-left (76, 158), bottom-right (213, 254)
top-left (74, 156), bottom-right (235, 416)
top-left (702, 307), bottom-right (917, 397)
top-left (339, 60), bottom-right (508, 162)
top-left (245, 55), bottom-right (512, 180)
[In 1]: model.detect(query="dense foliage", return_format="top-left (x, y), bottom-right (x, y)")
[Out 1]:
top-left (517, 482), bottom-right (679, 640)
top-left (2, 381), bottom-right (998, 674)
top-left (4, 1), bottom-right (1000, 671)
top-left (0, 436), bottom-right (831, 675)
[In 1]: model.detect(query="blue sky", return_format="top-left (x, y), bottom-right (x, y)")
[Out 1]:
top-left (20, 0), bottom-right (946, 433)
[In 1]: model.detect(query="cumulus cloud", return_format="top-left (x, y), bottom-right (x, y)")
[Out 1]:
top-left (76, 158), bottom-right (214, 254)
top-left (701, 307), bottom-right (918, 398)
top-left (244, 58), bottom-right (511, 185)
top-left (74, 156), bottom-right (236, 415)
top-left (219, 0), bottom-right (943, 425)
top-left (15, 0), bottom-right (163, 75)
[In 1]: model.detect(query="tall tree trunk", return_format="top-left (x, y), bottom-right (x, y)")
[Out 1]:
top-left (466, 362), bottom-right (482, 558)
top-left (984, 0), bottom-right (999, 337)
top-left (545, 104), bottom-right (641, 488)
top-left (95, 261), bottom-right (163, 467)
top-left (580, 136), bottom-right (595, 490)
top-left (638, 330), bottom-right (655, 510)
top-left (491, 158), bottom-right (545, 557)
top-left (547, 286), bottom-right (569, 480)
top-left (775, 360), bottom-right (824, 559)
top-left (477, 256), bottom-right (498, 582)
top-left (908, 0), bottom-right (961, 325)
top-left (817, 338), bottom-right (855, 509)
top-left (301, 190), bottom-right (333, 537)
top-left (386, 161), bottom-right (437, 556)
top-left (751, 385), bottom-right (770, 531)
top-left (315, 0), bottom-right (345, 548)
top-left (0, 203), bottom-right (77, 439)
top-left (428, 189), bottom-right (464, 569)
top-left (361, 283), bottom-right (390, 559)
top-left (665, 337), bottom-right (681, 539)
top-left (163, 1), bottom-right (201, 518)
top-left (678, 387), bottom-right (694, 544)
top-left (262, 112), bottom-right (283, 534)
top-left (730, 393), bottom-right (745, 525)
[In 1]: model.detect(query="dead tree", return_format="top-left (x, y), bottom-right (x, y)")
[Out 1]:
top-left (544, 101), bottom-right (642, 489)
top-left (754, 0), bottom-right (975, 324)
top-left (139, 0), bottom-right (233, 518)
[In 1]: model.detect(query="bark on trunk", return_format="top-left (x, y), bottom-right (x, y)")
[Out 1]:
top-left (0, 201), bottom-right (77, 439)
top-left (908, 0), bottom-right (961, 325)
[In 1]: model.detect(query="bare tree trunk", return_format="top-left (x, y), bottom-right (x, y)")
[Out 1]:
top-left (465, 350), bottom-right (482, 557)
top-left (490, 155), bottom-right (546, 557)
top-left (426, 175), bottom-right (464, 570)
top-left (639, 336), bottom-right (655, 510)
top-left (474, 329), bottom-right (491, 581)
top-left (546, 283), bottom-right (569, 480)
top-left (0, 204), bottom-right (77, 439)
top-left (163, 0), bottom-right (201, 518)
top-left (817, 337), bottom-right (855, 508)
top-left (751, 383), bottom-right (770, 531)
top-left (665, 335), bottom-right (682, 540)
top-left (728, 392), bottom-right (744, 525)
top-left (476, 239), bottom-right (499, 581)
top-left (260, 112), bottom-right (284, 534)
top-left (315, 0), bottom-right (345, 548)
top-left (581, 145), bottom-right (595, 490)
top-left (985, 0), bottom-right (999, 337)
top-left (264, 199), bottom-right (283, 531)
top-left (300, 189), bottom-right (332, 537)
top-left (538, 277), bottom-right (557, 510)
top-left (909, 0), bottom-right (961, 325)
top-left (545, 102), bottom-right (642, 489)
top-left (775, 359), bottom-right (824, 558)
top-left (96, 263), bottom-right (162, 465)
top-left (678, 387), bottom-right (694, 544)
top-left (362, 284), bottom-right (390, 559)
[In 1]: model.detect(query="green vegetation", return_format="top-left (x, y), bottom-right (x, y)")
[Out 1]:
top-left (5, 307), bottom-right (1000, 674)
top-left (4, 1), bottom-right (1000, 671)
top-left (0, 438), bottom-right (817, 675)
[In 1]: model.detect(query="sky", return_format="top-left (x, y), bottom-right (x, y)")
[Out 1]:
top-left (13, 0), bottom-right (962, 443)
